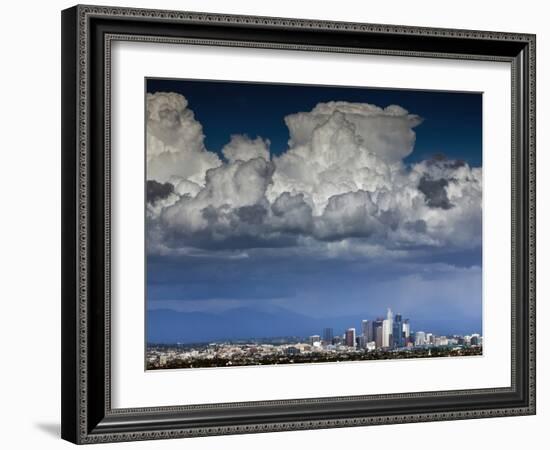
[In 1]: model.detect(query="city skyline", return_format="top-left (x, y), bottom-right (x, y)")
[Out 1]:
top-left (147, 306), bottom-right (482, 347)
top-left (147, 303), bottom-right (482, 344)
top-left (147, 306), bottom-right (482, 370)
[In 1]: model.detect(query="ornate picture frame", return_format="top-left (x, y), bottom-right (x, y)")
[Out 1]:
top-left (61, 4), bottom-right (535, 444)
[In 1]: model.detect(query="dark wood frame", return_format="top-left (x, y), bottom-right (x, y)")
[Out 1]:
top-left (61, 4), bottom-right (536, 444)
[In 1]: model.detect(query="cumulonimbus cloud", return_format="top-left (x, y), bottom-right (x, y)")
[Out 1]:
top-left (146, 92), bottom-right (221, 184)
top-left (145, 92), bottom-right (482, 256)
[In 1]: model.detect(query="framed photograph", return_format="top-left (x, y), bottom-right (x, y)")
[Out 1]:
top-left (61, 4), bottom-right (536, 444)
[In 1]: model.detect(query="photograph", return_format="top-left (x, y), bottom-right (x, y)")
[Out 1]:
top-left (145, 79), bottom-right (484, 370)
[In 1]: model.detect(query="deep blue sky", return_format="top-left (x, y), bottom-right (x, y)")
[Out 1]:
top-left (145, 78), bottom-right (483, 344)
top-left (147, 78), bottom-right (482, 167)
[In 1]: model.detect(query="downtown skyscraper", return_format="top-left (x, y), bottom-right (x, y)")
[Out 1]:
top-left (382, 308), bottom-right (393, 348)
top-left (393, 314), bottom-right (404, 348)
top-left (345, 328), bottom-right (356, 348)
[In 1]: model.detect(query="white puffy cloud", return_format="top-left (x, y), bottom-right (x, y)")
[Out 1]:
top-left (314, 190), bottom-right (382, 240)
top-left (145, 96), bottom-right (481, 256)
top-left (169, 177), bottom-right (202, 198)
top-left (160, 157), bottom-right (275, 239)
top-left (406, 159), bottom-right (483, 248)
top-left (284, 101), bottom-right (422, 163)
top-left (222, 134), bottom-right (270, 163)
top-left (268, 108), bottom-right (401, 215)
top-left (270, 192), bottom-right (313, 233)
top-left (146, 92), bottom-right (221, 184)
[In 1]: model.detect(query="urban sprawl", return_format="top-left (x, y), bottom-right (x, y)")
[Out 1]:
top-left (147, 308), bottom-right (483, 370)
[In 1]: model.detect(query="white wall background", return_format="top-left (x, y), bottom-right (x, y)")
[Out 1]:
top-left (0, 0), bottom-right (545, 448)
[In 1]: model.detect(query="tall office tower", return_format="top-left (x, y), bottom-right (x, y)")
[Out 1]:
top-left (361, 320), bottom-right (374, 342)
top-left (387, 308), bottom-right (393, 326)
top-left (322, 327), bottom-right (334, 344)
top-left (361, 320), bottom-right (368, 337)
top-left (415, 331), bottom-right (426, 346)
top-left (385, 308), bottom-right (394, 347)
top-left (402, 319), bottom-right (411, 340)
top-left (393, 314), bottom-right (403, 348)
top-left (345, 328), bottom-right (356, 348)
top-left (382, 319), bottom-right (391, 347)
top-left (373, 318), bottom-right (384, 348)
top-left (368, 320), bottom-right (374, 342)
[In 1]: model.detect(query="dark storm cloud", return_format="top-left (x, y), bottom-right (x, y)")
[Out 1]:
top-left (404, 219), bottom-right (428, 233)
top-left (418, 176), bottom-right (454, 210)
top-left (147, 180), bottom-right (174, 203)
top-left (235, 204), bottom-right (269, 225)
